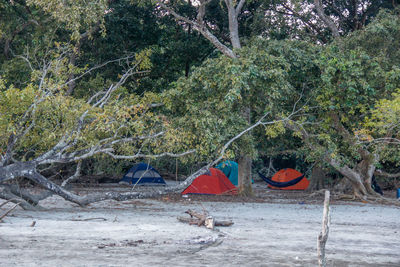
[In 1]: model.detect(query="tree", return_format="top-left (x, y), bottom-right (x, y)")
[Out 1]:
top-left (0, 42), bottom-right (298, 208)
top-left (0, 46), bottom-right (190, 208)
top-left (282, 10), bottom-right (400, 200)
top-left (165, 37), bottom-right (319, 188)
top-left (260, 0), bottom-right (399, 43)
top-left (156, 0), bottom-right (263, 195)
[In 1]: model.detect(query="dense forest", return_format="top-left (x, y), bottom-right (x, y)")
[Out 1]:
top-left (1, 0), bottom-right (400, 208)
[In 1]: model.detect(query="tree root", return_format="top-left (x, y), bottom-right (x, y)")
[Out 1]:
top-left (307, 189), bottom-right (327, 199)
top-left (333, 193), bottom-right (357, 201)
top-left (332, 192), bottom-right (400, 206)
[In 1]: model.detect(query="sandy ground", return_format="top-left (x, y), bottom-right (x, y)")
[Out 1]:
top-left (0, 183), bottom-right (400, 267)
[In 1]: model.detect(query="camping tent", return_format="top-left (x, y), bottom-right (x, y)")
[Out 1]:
top-left (216, 160), bottom-right (238, 186)
top-left (119, 163), bottom-right (166, 185)
top-left (266, 168), bottom-right (309, 190)
top-left (182, 168), bottom-right (238, 195)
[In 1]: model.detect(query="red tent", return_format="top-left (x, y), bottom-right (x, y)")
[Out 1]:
top-left (268, 168), bottom-right (309, 190)
top-left (182, 168), bottom-right (238, 195)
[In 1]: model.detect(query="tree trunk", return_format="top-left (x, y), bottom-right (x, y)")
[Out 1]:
top-left (329, 157), bottom-right (379, 199)
top-left (237, 106), bottom-right (253, 196)
top-left (238, 155), bottom-right (252, 196)
top-left (226, 0), bottom-right (241, 49)
top-left (307, 164), bottom-right (326, 192)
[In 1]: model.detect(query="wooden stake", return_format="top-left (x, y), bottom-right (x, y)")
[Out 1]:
top-left (317, 190), bottom-right (330, 267)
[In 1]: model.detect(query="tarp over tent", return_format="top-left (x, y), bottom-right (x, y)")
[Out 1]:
top-left (216, 160), bottom-right (238, 186)
top-left (181, 168), bottom-right (238, 195)
top-left (119, 163), bottom-right (166, 185)
top-left (265, 168), bottom-right (309, 190)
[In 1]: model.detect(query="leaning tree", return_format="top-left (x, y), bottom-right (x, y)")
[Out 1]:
top-left (0, 44), bottom-right (299, 209)
top-left (0, 47), bottom-right (192, 209)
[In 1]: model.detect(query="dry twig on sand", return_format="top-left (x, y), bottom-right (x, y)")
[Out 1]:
top-left (71, 217), bottom-right (107, 221)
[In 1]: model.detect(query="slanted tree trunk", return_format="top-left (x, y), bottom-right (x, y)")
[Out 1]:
top-left (329, 156), bottom-right (380, 199)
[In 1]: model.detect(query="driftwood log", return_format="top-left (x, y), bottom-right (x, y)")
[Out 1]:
top-left (177, 209), bottom-right (233, 230)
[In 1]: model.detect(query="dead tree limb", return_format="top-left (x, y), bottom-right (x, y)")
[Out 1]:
top-left (317, 190), bottom-right (330, 267)
top-left (313, 0), bottom-right (340, 38)
top-left (0, 202), bottom-right (20, 222)
top-left (0, 199), bottom-right (16, 208)
top-left (0, 186), bottom-right (41, 210)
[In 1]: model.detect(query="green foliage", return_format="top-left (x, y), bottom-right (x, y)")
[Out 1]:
top-left (293, 10), bottom-right (400, 169)
top-left (26, 0), bottom-right (108, 39)
top-left (164, 38), bottom-right (320, 165)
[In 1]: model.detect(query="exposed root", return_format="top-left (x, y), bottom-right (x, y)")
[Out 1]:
top-left (333, 193), bottom-right (357, 201)
top-left (364, 195), bottom-right (400, 206)
top-left (307, 189), bottom-right (327, 199)
top-left (332, 192), bottom-right (400, 206)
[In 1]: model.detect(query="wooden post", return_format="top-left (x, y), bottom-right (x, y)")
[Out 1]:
top-left (317, 190), bottom-right (330, 267)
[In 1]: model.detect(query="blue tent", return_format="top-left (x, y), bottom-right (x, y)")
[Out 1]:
top-left (216, 161), bottom-right (238, 186)
top-left (119, 163), bottom-right (166, 185)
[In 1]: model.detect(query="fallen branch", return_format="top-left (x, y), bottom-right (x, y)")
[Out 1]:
top-left (71, 217), bottom-right (107, 221)
top-left (0, 186), bottom-right (41, 210)
top-left (0, 199), bottom-right (16, 208)
top-left (0, 202), bottom-right (20, 222)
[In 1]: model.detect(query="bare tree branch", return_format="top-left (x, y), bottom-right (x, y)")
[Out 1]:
top-left (313, 0), bottom-right (340, 38)
top-left (236, 0), bottom-right (246, 16)
top-left (375, 169), bottom-right (400, 178)
top-left (156, 0), bottom-right (237, 58)
top-left (0, 202), bottom-right (20, 222)
top-left (61, 160), bottom-right (82, 187)
top-left (105, 149), bottom-right (196, 160)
